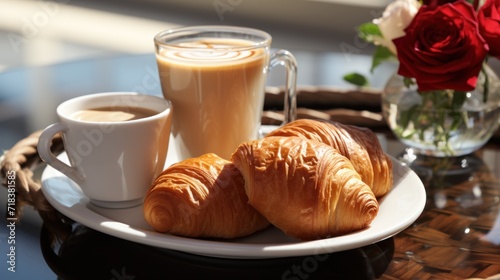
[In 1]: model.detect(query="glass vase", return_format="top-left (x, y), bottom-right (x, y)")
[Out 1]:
top-left (382, 65), bottom-right (500, 157)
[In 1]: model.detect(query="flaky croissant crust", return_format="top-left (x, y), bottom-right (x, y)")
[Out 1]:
top-left (232, 136), bottom-right (379, 241)
top-left (267, 119), bottom-right (393, 198)
top-left (143, 153), bottom-right (269, 239)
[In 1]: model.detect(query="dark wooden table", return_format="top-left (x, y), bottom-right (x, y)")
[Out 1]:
top-left (1, 54), bottom-right (499, 280)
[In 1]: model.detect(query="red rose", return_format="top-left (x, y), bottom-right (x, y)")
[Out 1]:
top-left (478, 0), bottom-right (500, 58)
top-left (422, 0), bottom-right (479, 9)
top-left (393, 0), bottom-right (488, 91)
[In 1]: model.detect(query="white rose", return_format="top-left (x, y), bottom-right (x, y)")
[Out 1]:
top-left (373, 0), bottom-right (421, 54)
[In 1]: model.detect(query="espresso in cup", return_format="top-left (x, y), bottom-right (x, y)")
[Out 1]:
top-left (71, 106), bottom-right (158, 122)
top-left (37, 92), bottom-right (172, 209)
top-left (155, 26), bottom-right (297, 160)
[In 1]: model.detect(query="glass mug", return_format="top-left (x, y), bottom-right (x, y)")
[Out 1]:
top-left (155, 25), bottom-right (297, 160)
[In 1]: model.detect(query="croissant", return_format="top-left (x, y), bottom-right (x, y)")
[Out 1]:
top-left (231, 136), bottom-right (379, 240)
top-left (143, 153), bottom-right (269, 238)
top-left (266, 119), bottom-right (393, 198)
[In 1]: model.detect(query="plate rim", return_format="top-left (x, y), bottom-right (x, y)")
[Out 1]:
top-left (41, 152), bottom-right (426, 259)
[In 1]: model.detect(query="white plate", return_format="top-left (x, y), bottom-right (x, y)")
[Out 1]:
top-left (41, 138), bottom-right (426, 259)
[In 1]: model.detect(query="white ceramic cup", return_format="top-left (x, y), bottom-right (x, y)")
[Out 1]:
top-left (37, 92), bottom-right (172, 208)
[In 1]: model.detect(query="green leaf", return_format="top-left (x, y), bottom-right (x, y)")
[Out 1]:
top-left (399, 104), bottom-right (419, 132)
top-left (464, 0), bottom-right (475, 6)
top-left (343, 72), bottom-right (369, 87)
top-left (451, 91), bottom-right (467, 109)
top-left (449, 111), bottom-right (465, 131)
top-left (357, 23), bottom-right (382, 43)
top-left (370, 46), bottom-right (393, 72)
top-left (481, 65), bottom-right (490, 103)
top-left (403, 77), bottom-right (415, 88)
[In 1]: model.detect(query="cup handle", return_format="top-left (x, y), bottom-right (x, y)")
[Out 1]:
top-left (37, 123), bottom-right (84, 184)
top-left (269, 49), bottom-right (298, 124)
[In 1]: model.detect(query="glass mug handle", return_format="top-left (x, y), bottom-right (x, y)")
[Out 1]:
top-left (269, 49), bottom-right (298, 124)
top-left (37, 122), bottom-right (84, 185)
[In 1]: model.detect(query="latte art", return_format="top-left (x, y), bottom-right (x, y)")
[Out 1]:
top-left (165, 39), bottom-right (259, 63)
top-left (171, 49), bottom-right (255, 61)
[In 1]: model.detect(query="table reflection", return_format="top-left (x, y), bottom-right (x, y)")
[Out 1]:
top-left (40, 223), bottom-right (394, 280)
top-left (382, 148), bottom-right (500, 278)
top-left (398, 148), bottom-right (490, 188)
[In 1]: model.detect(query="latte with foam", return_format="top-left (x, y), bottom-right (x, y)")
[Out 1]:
top-left (157, 38), bottom-right (269, 160)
